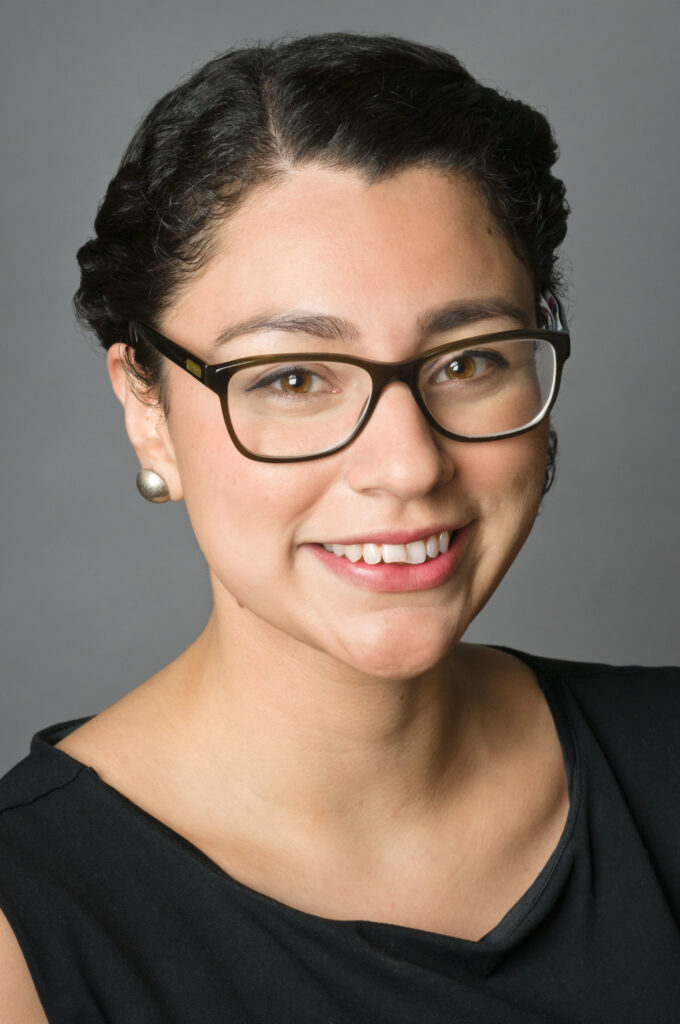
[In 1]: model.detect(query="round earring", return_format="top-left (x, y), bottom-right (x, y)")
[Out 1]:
top-left (136, 469), bottom-right (170, 504)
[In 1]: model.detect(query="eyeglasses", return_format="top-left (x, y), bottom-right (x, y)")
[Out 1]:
top-left (130, 307), bottom-right (570, 463)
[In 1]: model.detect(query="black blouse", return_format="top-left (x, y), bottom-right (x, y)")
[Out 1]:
top-left (1, 649), bottom-right (679, 1023)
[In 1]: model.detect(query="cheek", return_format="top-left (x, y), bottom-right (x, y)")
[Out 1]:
top-left (454, 426), bottom-right (549, 610)
top-left (461, 425), bottom-right (549, 524)
top-left (166, 378), bottom-right (329, 575)
top-left (168, 387), bottom-right (232, 521)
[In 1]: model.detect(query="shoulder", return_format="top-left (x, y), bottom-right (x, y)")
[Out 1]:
top-left (0, 719), bottom-right (88, 820)
top-left (500, 647), bottom-right (680, 710)
top-left (0, 721), bottom-right (91, 941)
top-left (503, 646), bottom-right (679, 681)
top-left (0, 720), bottom-right (111, 1023)
top-left (497, 647), bottom-right (680, 780)
top-left (0, 909), bottom-right (49, 1023)
top-left (488, 645), bottom-right (680, 742)
top-left (504, 647), bottom-right (680, 802)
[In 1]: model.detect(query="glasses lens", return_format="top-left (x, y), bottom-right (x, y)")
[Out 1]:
top-left (226, 359), bottom-right (373, 458)
top-left (418, 337), bottom-right (557, 439)
top-left (222, 338), bottom-right (558, 459)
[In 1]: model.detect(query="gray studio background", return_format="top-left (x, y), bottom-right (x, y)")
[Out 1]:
top-left (1, 0), bottom-right (678, 772)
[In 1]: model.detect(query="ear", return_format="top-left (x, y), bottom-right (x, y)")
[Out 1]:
top-left (107, 343), bottom-right (184, 501)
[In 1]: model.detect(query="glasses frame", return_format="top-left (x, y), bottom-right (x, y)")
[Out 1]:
top-left (130, 320), bottom-right (571, 463)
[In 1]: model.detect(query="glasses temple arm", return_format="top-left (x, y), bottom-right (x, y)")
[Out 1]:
top-left (130, 322), bottom-right (209, 384)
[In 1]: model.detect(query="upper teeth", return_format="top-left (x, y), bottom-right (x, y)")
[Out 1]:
top-left (322, 531), bottom-right (451, 565)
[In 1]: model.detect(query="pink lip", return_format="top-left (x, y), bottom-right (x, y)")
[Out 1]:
top-left (306, 523), bottom-right (473, 593)
top-left (319, 523), bottom-right (461, 547)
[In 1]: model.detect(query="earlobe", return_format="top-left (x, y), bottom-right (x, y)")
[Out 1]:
top-left (106, 343), bottom-right (184, 501)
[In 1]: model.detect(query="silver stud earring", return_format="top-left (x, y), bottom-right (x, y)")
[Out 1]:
top-left (136, 469), bottom-right (170, 504)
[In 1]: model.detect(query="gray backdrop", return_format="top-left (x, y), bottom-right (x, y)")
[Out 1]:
top-left (1, 0), bottom-right (678, 774)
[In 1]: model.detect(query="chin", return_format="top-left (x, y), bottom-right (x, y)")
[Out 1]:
top-left (329, 607), bottom-right (462, 681)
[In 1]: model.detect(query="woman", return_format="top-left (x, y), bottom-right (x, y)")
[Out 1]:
top-left (1, 31), bottom-right (678, 1023)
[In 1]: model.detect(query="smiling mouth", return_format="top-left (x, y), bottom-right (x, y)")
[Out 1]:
top-left (321, 530), bottom-right (452, 566)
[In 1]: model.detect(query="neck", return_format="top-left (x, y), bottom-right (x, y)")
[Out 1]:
top-left (153, 604), bottom-right (492, 842)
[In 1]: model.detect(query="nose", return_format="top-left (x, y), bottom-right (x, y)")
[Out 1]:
top-left (344, 381), bottom-right (455, 499)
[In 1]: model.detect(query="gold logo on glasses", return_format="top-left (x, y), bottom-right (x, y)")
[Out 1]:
top-left (186, 359), bottom-right (203, 379)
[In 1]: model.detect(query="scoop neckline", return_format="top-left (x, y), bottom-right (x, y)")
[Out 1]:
top-left (32, 648), bottom-right (581, 951)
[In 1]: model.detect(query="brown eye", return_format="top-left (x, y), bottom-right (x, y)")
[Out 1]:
top-left (426, 349), bottom-right (507, 389)
top-left (243, 362), bottom-right (344, 400)
top-left (445, 356), bottom-right (477, 380)
top-left (281, 370), bottom-right (312, 393)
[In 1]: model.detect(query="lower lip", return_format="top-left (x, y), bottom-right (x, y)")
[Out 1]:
top-left (307, 524), bottom-right (473, 593)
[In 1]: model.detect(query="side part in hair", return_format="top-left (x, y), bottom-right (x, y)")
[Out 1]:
top-left (74, 32), bottom-right (569, 494)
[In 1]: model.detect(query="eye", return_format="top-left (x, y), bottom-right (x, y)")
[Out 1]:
top-left (278, 369), bottom-right (314, 393)
top-left (443, 355), bottom-right (482, 380)
top-left (243, 363), bottom-right (341, 399)
top-left (430, 350), bottom-right (505, 384)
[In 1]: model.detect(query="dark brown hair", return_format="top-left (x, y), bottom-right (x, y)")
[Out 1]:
top-left (74, 32), bottom-right (568, 489)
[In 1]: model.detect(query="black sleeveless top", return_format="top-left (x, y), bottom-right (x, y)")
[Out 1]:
top-left (1, 649), bottom-right (680, 1023)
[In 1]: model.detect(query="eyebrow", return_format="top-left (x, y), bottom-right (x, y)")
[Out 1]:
top-left (210, 297), bottom-right (531, 353)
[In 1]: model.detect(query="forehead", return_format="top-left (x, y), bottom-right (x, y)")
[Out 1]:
top-left (164, 165), bottom-right (534, 342)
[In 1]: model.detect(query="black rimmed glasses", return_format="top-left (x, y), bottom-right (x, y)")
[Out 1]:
top-left (130, 311), bottom-right (570, 463)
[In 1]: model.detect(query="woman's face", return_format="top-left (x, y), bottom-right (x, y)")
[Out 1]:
top-left (153, 165), bottom-right (549, 678)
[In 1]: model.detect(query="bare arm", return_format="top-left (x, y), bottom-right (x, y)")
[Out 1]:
top-left (0, 910), bottom-right (48, 1024)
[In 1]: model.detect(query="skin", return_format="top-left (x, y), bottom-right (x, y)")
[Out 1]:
top-left (133, 164), bottom-right (548, 680)
top-left (1, 165), bottom-right (569, 1020)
